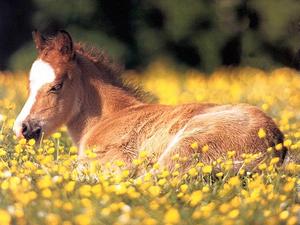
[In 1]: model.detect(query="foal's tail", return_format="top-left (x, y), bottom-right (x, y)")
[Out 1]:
top-left (270, 127), bottom-right (287, 165)
top-left (279, 146), bottom-right (288, 165)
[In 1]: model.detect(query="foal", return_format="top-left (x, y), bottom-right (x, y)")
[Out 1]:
top-left (13, 30), bottom-right (286, 170)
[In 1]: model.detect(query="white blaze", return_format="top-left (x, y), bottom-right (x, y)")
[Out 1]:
top-left (13, 59), bottom-right (56, 137)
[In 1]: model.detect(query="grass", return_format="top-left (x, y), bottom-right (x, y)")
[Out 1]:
top-left (0, 63), bottom-right (299, 225)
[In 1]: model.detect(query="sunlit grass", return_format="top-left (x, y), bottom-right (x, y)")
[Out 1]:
top-left (0, 63), bottom-right (299, 225)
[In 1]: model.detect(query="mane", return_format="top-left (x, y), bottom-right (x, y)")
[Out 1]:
top-left (74, 43), bottom-right (155, 103)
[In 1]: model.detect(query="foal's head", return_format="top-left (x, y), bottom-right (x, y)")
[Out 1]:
top-left (13, 30), bottom-right (82, 140)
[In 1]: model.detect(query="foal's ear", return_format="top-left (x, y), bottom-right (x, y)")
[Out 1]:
top-left (32, 30), bottom-right (46, 53)
top-left (55, 30), bottom-right (74, 60)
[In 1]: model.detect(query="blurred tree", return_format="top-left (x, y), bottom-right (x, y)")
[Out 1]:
top-left (0, 0), bottom-right (32, 70)
top-left (3, 0), bottom-right (300, 72)
top-left (242, 0), bottom-right (300, 69)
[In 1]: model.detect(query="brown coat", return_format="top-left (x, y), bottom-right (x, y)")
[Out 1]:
top-left (15, 30), bottom-right (286, 171)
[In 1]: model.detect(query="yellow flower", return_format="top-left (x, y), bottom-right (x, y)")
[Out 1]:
top-left (52, 132), bottom-right (61, 139)
top-left (239, 169), bottom-right (245, 176)
top-left (115, 160), bottom-right (125, 167)
top-left (79, 185), bottom-right (92, 197)
top-left (270, 157), bottom-right (280, 165)
top-left (258, 128), bottom-right (266, 139)
top-left (228, 176), bottom-right (240, 186)
top-left (69, 146), bottom-right (78, 154)
top-left (158, 178), bottom-right (166, 186)
top-left (202, 165), bottom-right (212, 174)
top-left (219, 203), bottom-right (231, 214)
top-left (0, 148), bottom-right (6, 156)
top-left (54, 199), bottom-right (62, 208)
top-left (28, 139), bottom-right (35, 146)
top-left (42, 188), bottom-right (52, 198)
top-left (174, 163), bottom-right (180, 170)
top-left (190, 190), bottom-right (203, 206)
top-left (133, 159), bottom-right (142, 166)
top-left (149, 201), bottom-right (159, 210)
top-left (46, 213), bottom-right (61, 225)
top-left (258, 163), bottom-right (267, 171)
top-left (144, 172), bottom-right (152, 181)
top-left (65, 181), bottom-right (76, 193)
top-left (283, 180), bottom-right (295, 192)
top-left (152, 163), bottom-right (160, 170)
top-left (75, 214), bottom-right (91, 225)
top-left (148, 186), bottom-right (161, 197)
top-left (37, 175), bottom-right (52, 189)
top-left (160, 170), bottom-right (169, 178)
top-left (262, 103), bottom-right (269, 111)
top-left (164, 208), bottom-right (180, 224)
top-left (285, 162), bottom-right (297, 173)
top-left (216, 172), bottom-right (223, 178)
top-left (284, 139), bottom-right (292, 147)
top-left (228, 209), bottom-right (239, 219)
top-left (275, 143), bottom-right (283, 151)
top-left (81, 198), bottom-right (92, 208)
top-left (63, 202), bottom-right (73, 211)
top-left (143, 218), bottom-right (157, 225)
top-left (188, 168), bottom-right (198, 177)
top-left (0, 210), bottom-right (11, 225)
top-left (91, 184), bottom-right (102, 197)
top-left (202, 144), bottom-right (209, 153)
top-left (62, 221), bottom-right (73, 225)
top-left (264, 210), bottom-right (271, 217)
top-left (19, 138), bottom-right (27, 145)
top-left (202, 185), bottom-right (210, 193)
top-left (0, 209), bottom-right (11, 225)
top-left (279, 210), bottom-right (289, 220)
top-left (47, 147), bottom-right (55, 154)
top-left (114, 183), bottom-right (127, 195)
top-left (172, 154), bottom-right (180, 160)
top-left (180, 184), bottom-right (188, 193)
top-left (196, 162), bottom-right (204, 168)
top-left (190, 142), bottom-right (198, 150)
top-left (287, 216), bottom-right (298, 225)
top-left (139, 150), bottom-right (148, 158)
top-left (227, 151), bottom-right (236, 158)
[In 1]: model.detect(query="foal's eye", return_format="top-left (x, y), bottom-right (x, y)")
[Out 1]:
top-left (49, 83), bottom-right (63, 93)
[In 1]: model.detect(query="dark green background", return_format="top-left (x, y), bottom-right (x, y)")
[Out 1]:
top-left (1, 0), bottom-right (300, 73)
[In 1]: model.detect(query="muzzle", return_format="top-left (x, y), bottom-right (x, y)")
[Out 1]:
top-left (21, 120), bottom-right (42, 140)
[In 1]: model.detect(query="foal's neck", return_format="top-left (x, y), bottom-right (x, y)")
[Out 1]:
top-left (66, 55), bottom-right (142, 147)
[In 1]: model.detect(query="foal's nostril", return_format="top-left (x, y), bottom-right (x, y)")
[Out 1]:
top-left (21, 121), bottom-right (42, 140)
top-left (33, 126), bottom-right (42, 138)
top-left (21, 122), bottom-right (30, 137)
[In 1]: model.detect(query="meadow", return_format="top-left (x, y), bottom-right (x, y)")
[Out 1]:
top-left (0, 62), bottom-right (299, 225)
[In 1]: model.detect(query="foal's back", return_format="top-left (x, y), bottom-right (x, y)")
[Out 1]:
top-left (82, 103), bottom-right (285, 168)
